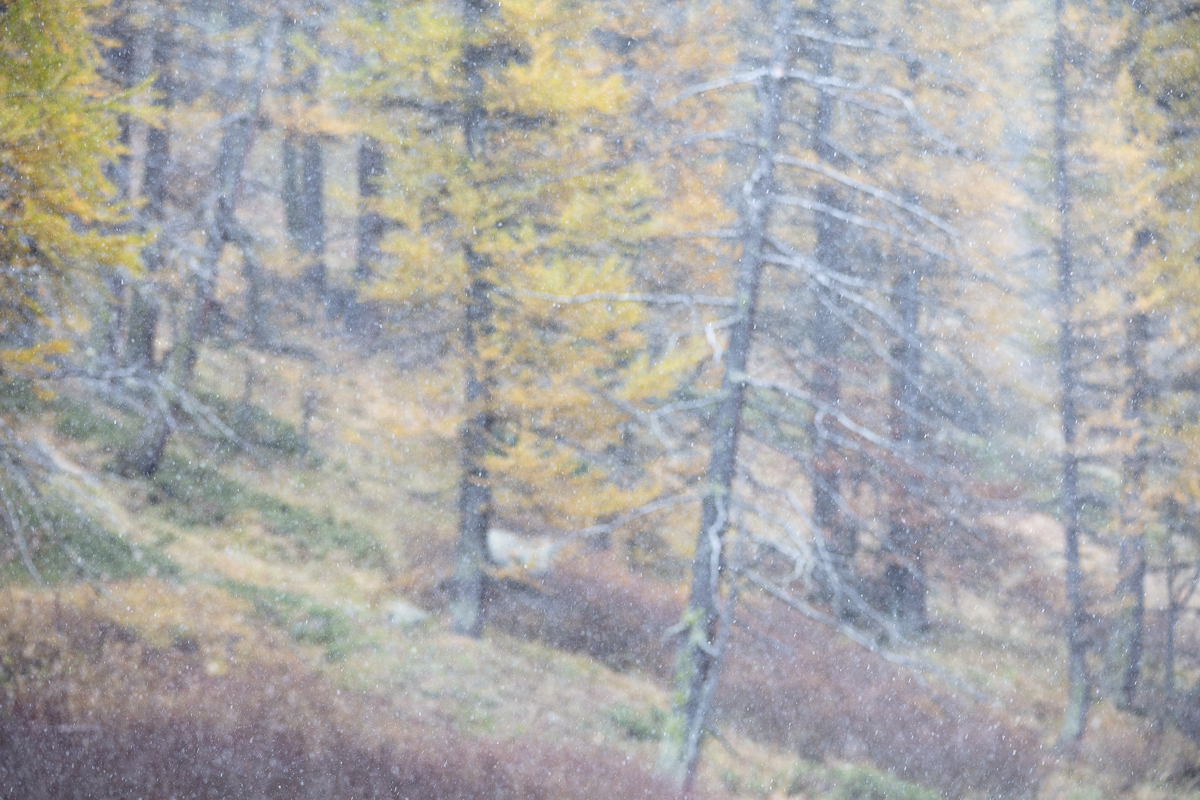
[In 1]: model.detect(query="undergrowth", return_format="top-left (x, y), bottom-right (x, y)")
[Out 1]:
top-left (220, 579), bottom-right (354, 660)
top-left (0, 494), bottom-right (178, 585)
top-left (0, 588), bottom-right (686, 800)
top-left (457, 551), bottom-right (1047, 799)
top-left (147, 454), bottom-right (384, 566)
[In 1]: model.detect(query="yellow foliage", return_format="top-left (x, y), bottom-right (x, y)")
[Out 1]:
top-left (0, 0), bottom-right (137, 385)
top-left (335, 0), bottom-right (706, 530)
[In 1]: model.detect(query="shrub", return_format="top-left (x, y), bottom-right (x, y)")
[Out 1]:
top-left (478, 551), bottom-right (1046, 799)
top-left (0, 589), bottom-right (683, 800)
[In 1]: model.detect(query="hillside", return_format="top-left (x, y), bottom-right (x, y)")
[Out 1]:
top-left (1, 321), bottom-right (1196, 800)
top-left (3, 0), bottom-right (1200, 797)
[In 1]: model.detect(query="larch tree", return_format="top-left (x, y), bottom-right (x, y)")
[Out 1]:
top-left (0, 0), bottom-right (138, 367)
top-left (1035, 0), bottom-right (1162, 745)
top-left (657, 0), bottom-right (1008, 787)
top-left (0, 0), bottom-right (139, 573)
top-left (1126, 0), bottom-right (1200, 712)
top-left (345, 0), bottom-right (694, 637)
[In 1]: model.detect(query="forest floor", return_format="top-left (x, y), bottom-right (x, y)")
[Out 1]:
top-left (2, 329), bottom-right (1198, 800)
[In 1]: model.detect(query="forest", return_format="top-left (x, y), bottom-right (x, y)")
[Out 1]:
top-left (0, 0), bottom-right (1198, 797)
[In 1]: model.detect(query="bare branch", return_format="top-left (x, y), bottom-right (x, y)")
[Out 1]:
top-left (497, 287), bottom-right (735, 308)
top-left (774, 155), bottom-right (962, 238)
top-left (660, 70), bottom-right (767, 108)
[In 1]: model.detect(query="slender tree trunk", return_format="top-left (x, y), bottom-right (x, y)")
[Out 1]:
top-left (355, 136), bottom-right (386, 282)
top-left (299, 134), bottom-right (327, 293)
top-left (92, 8), bottom-right (139, 369)
top-left (281, 17), bottom-right (326, 295)
top-left (450, 0), bottom-right (496, 638)
top-left (886, 258), bottom-right (927, 633)
top-left (808, 0), bottom-right (854, 615)
top-left (118, 15), bottom-right (278, 476)
top-left (1166, 559), bottom-right (1180, 698)
top-left (659, 1), bottom-right (791, 789)
top-left (283, 130), bottom-right (302, 241)
top-left (281, 17), bottom-right (303, 248)
top-left (127, 20), bottom-right (173, 370)
top-left (450, 258), bottom-right (494, 637)
top-left (1053, 0), bottom-right (1090, 747)
top-left (1106, 308), bottom-right (1149, 709)
top-left (1165, 558), bottom-right (1200, 703)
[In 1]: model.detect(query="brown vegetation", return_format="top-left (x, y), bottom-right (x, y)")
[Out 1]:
top-left (0, 590), bottom-right (684, 800)
top-left (468, 551), bottom-right (1047, 799)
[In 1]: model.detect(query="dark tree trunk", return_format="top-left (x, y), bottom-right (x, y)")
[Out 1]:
top-left (450, 261), bottom-right (494, 637)
top-left (1105, 308), bottom-right (1150, 709)
top-left (355, 136), bottom-right (386, 282)
top-left (283, 131), bottom-right (302, 242)
top-left (660, 1), bottom-right (791, 789)
top-left (450, 0), bottom-right (496, 638)
top-left (93, 8), bottom-right (140, 368)
top-left (885, 258), bottom-right (927, 634)
top-left (1052, 0), bottom-right (1090, 747)
top-left (299, 135), bottom-right (326, 293)
top-left (807, 0), bottom-right (854, 615)
top-left (127, 22), bottom-right (173, 370)
top-left (281, 18), bottom-right (326, 295)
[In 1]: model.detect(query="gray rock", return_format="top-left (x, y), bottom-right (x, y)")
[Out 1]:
top-left (385, 598), bottom-right (430, 627)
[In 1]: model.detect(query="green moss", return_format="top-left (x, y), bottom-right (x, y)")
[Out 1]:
top-left (609, 703), bottom-right (666, 741)
top-left (785, 761), bottom-right (941, 800)
top-left (52, 389), bottom-right (303, 462)
top-left (220, 580), bottom-right (353, 660)
top-left (248, 495), bottom-right (383, 567)
top-left (193, 391), bottom-right (305, 456)
top-left (721, 768), bottom-right (742, 794)
top-left (148, 453), bottom-right (383, 567)
top-left (0, 498), bottom-right (178, 584)
top-left (150, 455), bottom-right (247, 527)
top-left (0, 379), bottom-right (46, 415)
top-left (835, 765), bottom-right (941, 800)
top-left (51, 396), bottom-right (137, 449)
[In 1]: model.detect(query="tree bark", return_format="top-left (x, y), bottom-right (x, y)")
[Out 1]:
top-left (659, 1), bottom-right (791, 789)
top-left (355, 136), bottom-right (386, 282)
top-left (281, 18), bottom-right (327, 295)
top-left (1104, 308), bottom-right (1149, 709)
top-left (449, 0), bottom-right (496, 638)
top-left (1052, 0), bottom-right (1090, 748)
top-left (91, 7), bottom-right (140, 369)
top-left (807, 0), bottom-right (855, 616)
top-left (126, 19), bottom-right (173, 370)
top-left (450, 260), bottom-right (494, 637)
top-left (298, 134), bottom-right (326, 293)
top-left (885, 257), bottom-right (927, 634)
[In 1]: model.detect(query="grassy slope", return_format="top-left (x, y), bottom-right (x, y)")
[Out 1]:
top-left (2, 330), bottom-right (1197, 800)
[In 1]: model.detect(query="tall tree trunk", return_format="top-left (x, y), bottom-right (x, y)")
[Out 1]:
top-left (1053, 0), bottom-right (1090, 748)
top-left (298, 134), bottom-right (326, 293)
top-left (808, 0), bottom-right (854, 615)
top-left (283, 130), bottom-right (302, 242)
top-left (118, 15), bottom-right (278, 476)
top-left (281, 17), bottom-right (326, 295)
top-left (450, 257), bottom-right (494, 637)
top-left (1105, 308), bottom-right (1149, 709)
top-left (92, 6), bottom-right (139, 369)
top-left (885, 257), bottom-right (927, 634)
top-left (659, 1), bottom-right (791, 789)
top-left (126, 19), bottom-right (173, 370)
top-left (450, 0), bottom-right (496, 638)
top-left (355, 136), bottom-right (386, 282)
